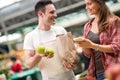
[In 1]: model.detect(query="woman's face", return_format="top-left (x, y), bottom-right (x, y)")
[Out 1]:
top-left (85, 0), bottom-right (99, 16)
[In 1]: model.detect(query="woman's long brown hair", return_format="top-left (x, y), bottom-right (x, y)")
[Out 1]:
top-left (94, 0), bottom-right (119, 33)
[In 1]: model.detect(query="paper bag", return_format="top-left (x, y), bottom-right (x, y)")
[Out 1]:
top-left (56, 32), bottom-right (78, 64)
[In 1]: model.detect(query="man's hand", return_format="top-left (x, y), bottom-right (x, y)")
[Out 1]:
top-left (63, 59), bottom-right (76, 69)
top-left (62, 55), bottom-right (78, 69)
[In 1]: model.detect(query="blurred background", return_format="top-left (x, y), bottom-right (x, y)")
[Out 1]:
top-left (0, 0), bottom-right (120, 80)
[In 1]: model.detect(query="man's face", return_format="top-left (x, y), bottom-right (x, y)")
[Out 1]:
top-left (42, 4), bottom-right (57, 26)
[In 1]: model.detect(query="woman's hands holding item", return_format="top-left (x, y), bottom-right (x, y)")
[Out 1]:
top-left (74, 37), bottom-right (94, 49)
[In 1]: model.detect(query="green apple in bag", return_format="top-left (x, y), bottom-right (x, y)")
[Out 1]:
top-left (36, 45), bottom-right (45, 54)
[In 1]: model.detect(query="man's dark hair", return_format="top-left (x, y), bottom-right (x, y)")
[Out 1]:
top-left (35, 0), bottom-right (53, 15)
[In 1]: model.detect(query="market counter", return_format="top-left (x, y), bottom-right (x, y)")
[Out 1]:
top-left (8, 67), bottom-right (42, 80)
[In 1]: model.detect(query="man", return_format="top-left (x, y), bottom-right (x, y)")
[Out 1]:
top-left (23, 0), bottom-right (76, 80)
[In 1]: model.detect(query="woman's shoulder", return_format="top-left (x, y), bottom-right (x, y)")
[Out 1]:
top-left (108, 15), bottom-right (120, 26)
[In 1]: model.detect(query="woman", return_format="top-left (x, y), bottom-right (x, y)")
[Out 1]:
top-left (75, 0), bottom-right (120, 80)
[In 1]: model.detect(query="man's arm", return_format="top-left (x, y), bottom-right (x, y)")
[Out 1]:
top-left (24, 49), bottom-right (42, 69)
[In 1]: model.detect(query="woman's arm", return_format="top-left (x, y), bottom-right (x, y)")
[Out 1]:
top-left (76, 38), bottom-right (114, 53)
top-left (91, 43), bottom-right (114, 53)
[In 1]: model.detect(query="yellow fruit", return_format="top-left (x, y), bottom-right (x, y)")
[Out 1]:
top-left (36, 45), bottom-right (45, 54)
top-left (45, 48), bottom-right (54, 57)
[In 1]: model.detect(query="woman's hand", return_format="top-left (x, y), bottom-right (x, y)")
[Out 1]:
top-left (76, 38), bottom-right (94, 48)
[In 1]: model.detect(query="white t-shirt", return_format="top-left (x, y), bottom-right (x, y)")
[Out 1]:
top-left (23, 26), bottom-right (75, 80)
top-left (24, 26), bottom-right (66, 50)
